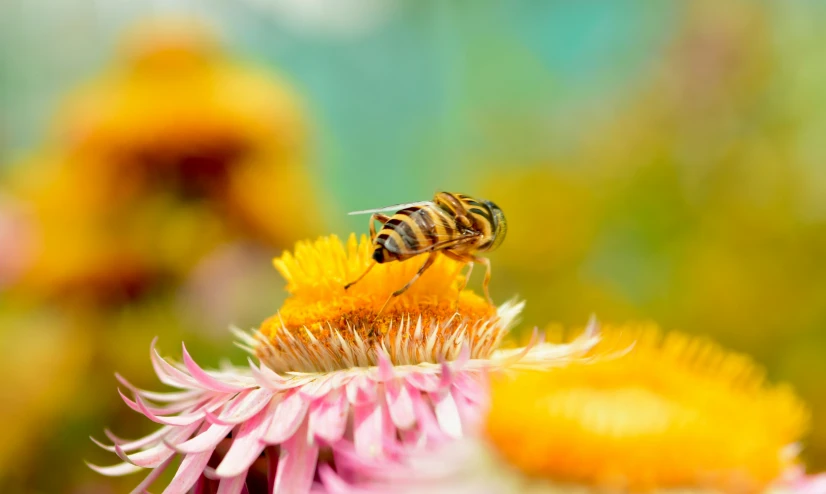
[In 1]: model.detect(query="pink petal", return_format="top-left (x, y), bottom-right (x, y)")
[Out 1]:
top-left (353, 400), bottom-right (384, 458)
top-left (85, 461), bottom-right (143, 476)
top-left (90, 436), bottom-right (114, 452)
top-left (439, 357), bottom-right (457, 389)
top-left (173, 422), bottom-right (233, 454)
top-left (328, 443), bottom-right (388, 477)
top-left (298, 373), bottom-right (338, 400)
top-left (262, 390), bottom-right (310, 444)
top-left (118, 388), bottom-right (197, 417)
top-left (204, 408), bottom-right (236, 426)
top-left (103, 426), bottom-right (173, 452)
top-left (115, 373), bottom-right (204, 403)
top-left (376, 350), bottom-right (395, 381)
top-left (317, 464), bottom-right (377, 494)
top-left (410, 388), bottom-right (447, 443)
top-left (214, 402), bottom-right (275, 478)
top-left (248, 358), bottom-right (294, 391)
top-left (380, 398), bottom-right (401, 458)
top-left (151, 339), bottom-right (199, 389)
top-left (452, 372), bottom-right (487, 405)
top-left (162, 449), bottom-right (214, 494)
top-left (273, 419), bottom-right (319, 494)
top-left (404, 372), bottom-right (440, 393)
top-left (182, 343), bottom-right (247, 393)
top-left (116, 422), bottom-right (200, 468)
top-left (452, 388), bottom-right (484, 430)
top-left (133, 393), bottom-right (227, 427)
top-left (327, 370), bottom-right (355, 390)
top-left (308, 389), bottom-right (349, 443)
top-left (795, 474), bottom-right (826, 494)
top-left (346, 375), bottom-right (377, 406)
top-left (431, 390), bottom-right (462, 438)
top-left (453, 343), bottom-right (471, 369)
top-left (128, 455), bottom-right (177, 494)
top-left (398, 427), bottom-right (424, 448)
top-left (385, 379), bottom-right (416, 430)
top-left (216, 474), bottom-right (248, 494)
top-left (215, 388), bottom-right (274, 425)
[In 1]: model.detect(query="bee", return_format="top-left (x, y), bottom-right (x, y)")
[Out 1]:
top-left (344, 191), bottom-right (507, 309)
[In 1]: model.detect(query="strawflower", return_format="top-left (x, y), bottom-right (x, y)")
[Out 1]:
top-left (53, 17), bottom-right (317, 246)
top-left (7, 18), bottom-right (321, 305)
top-left (322, 324), bottom-right (825, 494)
top-left (89, 234), bottom-right (599, 493)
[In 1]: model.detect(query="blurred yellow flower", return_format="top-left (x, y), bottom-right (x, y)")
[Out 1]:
top-left (487, 325), bottom-right (809, 493)
top-left (52, 17), bottom-right (317, 245)
top-left (6, 17), bottom-right (322, 305)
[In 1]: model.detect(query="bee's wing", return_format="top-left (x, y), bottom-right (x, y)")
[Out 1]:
top-left (403, 232), bottom-right (483, 255)
top-left (348, 201), bottom-right (434, 216)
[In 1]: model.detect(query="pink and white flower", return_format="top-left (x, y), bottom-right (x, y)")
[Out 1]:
top-left (89, 235), bottom-right (600, 493)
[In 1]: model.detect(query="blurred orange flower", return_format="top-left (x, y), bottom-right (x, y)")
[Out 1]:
top-left (6, 17), bottom-right (323, 306)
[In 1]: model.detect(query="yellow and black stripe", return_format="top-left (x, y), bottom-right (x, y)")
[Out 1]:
top-left (373, 206), bottom-right (453, 263)
top-left (348, 191), bottom-right (506, 304)
top-left (370, 191), bottom-right (502, 263)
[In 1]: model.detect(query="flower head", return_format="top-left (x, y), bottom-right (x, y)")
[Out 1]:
top-left (52, 17), bottom-right (315, 245)
top-left (90, 234), bottom-right (597, 493)
top-left (7, 18), bottom-right (321, 307)
top-left (256, 234), bottom-right (505, 372)
top-left (325, 324), bottom-right (820, 494)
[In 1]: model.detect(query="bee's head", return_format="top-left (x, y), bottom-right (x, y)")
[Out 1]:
top-left (482, 199), bottom-right (507, 251)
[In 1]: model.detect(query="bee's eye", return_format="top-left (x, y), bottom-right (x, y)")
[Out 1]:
top-left (483, 200), bottom-right (507, 251)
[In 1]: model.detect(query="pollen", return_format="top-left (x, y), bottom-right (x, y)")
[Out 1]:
top-left (254, 234), bottom-right (505, 372)
top-left (485, 324), bottom-right (810, 493)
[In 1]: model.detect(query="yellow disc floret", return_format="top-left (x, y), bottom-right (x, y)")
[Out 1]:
top-left (486, 324), bottom-right (810, 493)
top-left (255, 234), bottom-right (505, 372)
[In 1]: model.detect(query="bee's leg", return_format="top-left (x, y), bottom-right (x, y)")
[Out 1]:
top-left (369, 213), bottom-right (391, 242)
top-left (375, 252), bottom-right (434, 313)
top-left (393, 251), bottom-right (438, 297)
top-left (441, 251), bottom-right (473, 309)
top-left (376, 252), bottom-right (438, 317)
top-left (459, 261), bottom-right (474, 294)
top-left (344, 261), bottom-right (376, 290)
top-left (472, 255), bottom-right (493, 304)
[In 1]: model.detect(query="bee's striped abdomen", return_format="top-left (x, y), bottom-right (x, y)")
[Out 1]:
top-left (373, 206), bottom-right (450, 263)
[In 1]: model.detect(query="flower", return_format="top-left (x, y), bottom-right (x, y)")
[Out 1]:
top-left (322, 324), bottom-right (823, 494)
top-left (52, 17), bottom-right (318, 246)
top-left (7, 17), bottom-right (322, 307)
top-left (89, 234), bottom-right (599, 493)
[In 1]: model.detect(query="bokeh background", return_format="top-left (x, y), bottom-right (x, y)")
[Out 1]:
top-left (1, 1), bottom-right (825, 492)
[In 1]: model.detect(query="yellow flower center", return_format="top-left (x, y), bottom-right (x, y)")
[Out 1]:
top-left (254, 234), bottom-right (503, 372)
top-left (485, 324), bottom-right (810, 493)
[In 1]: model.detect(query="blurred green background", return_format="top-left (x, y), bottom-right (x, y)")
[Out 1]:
top-left (2, 1), bottom-right (826, 492)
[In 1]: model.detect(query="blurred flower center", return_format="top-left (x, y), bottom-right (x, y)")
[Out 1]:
top-left (120, 139), bottom-right (247, 201)
top-left (485, 325), bottom-right (810, 493)
top-left (255, 234), bottom-right (500, 372)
